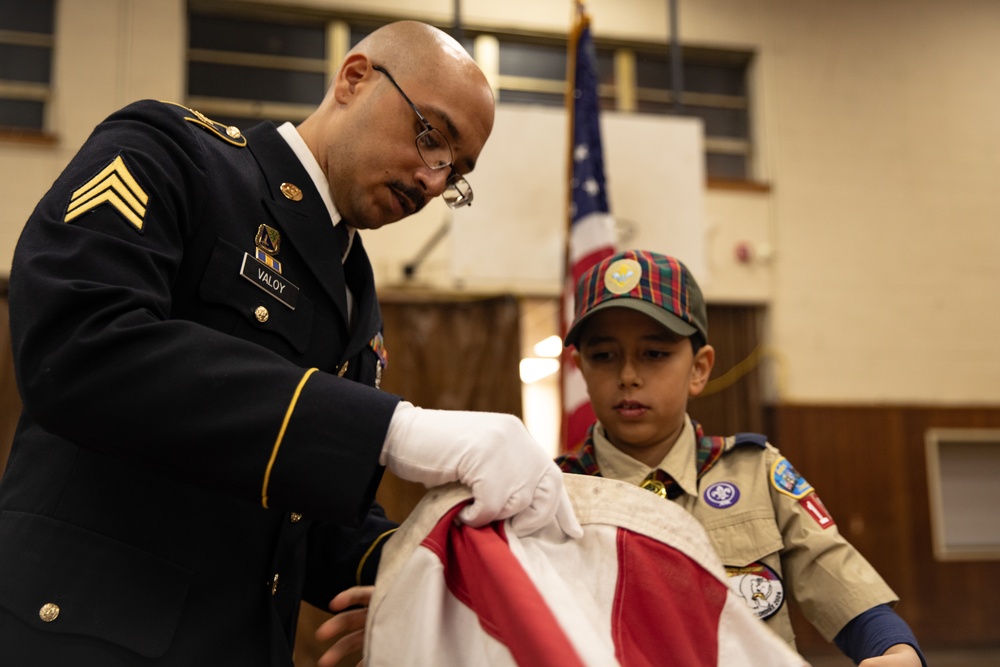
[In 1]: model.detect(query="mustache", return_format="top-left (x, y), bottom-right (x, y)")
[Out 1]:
top-left (389, 180), bottom-right (427, 214)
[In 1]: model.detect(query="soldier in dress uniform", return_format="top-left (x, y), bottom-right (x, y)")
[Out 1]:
top-left (0, 21), bottom-right (579, 666)
top-left (557, 249), bottom-right (925, 666)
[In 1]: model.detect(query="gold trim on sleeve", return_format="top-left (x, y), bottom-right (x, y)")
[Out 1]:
top-left (356, 528), bottom-right (398, 586)
top-left (261, 367), bottom-right (318, 508)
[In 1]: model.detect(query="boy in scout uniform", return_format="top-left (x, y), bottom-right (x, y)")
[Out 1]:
top-left (558, 249), bottom-right (925, 666)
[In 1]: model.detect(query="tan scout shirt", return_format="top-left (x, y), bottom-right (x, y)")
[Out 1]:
top-left (591, 415), bottom-right (898, 648)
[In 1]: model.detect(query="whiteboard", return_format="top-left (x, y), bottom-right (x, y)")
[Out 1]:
top-left (451, 104), bottom-right (706, 293)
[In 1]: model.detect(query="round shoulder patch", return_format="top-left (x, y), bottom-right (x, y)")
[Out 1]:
top-left (770, 456), bottom-right (813, 499)
top-left (724, 562), bottom-right (785, 620)
top-left (703, 481), bottom-right (740, 509)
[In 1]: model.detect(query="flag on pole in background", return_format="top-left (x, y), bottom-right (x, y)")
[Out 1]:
top-left (561, 1), bottom-right (617, 451)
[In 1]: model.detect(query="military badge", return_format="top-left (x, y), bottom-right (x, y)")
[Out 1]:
top-left (164, 102), bottom-right (247, 147)
top-left (255, 249), bottom-right (282, 274)
top-left (280, 182), bottom-right (303, 201)
top-left (368, 332), bottom-right (388, 370)
top-left (369, 332), bottom-right (388, 389)
top-left (64, 155), bottom-right (149, 232)
top-left (255, 224), bottom-right (281, 255)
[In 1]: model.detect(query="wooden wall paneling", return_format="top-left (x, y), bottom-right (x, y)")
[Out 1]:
top-left (767, 404), bottom-right (1000, 655)
top-left (767, 405), bottom-right (909, 654)
top-left (688, 305), bottom-right (765, 435)
top-left (899, 407), bottom-right (1000, 647)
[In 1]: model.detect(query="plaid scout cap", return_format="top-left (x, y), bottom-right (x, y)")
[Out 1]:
top-left (564, 250), bottom-right (708, 348)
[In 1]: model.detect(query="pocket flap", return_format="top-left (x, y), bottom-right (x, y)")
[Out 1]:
top-left (0, 511), bottom-right (190, 658)
top-left (200, 237), bottom-right (313, 353)
top-left (702, 508), bottom-right (785, 565)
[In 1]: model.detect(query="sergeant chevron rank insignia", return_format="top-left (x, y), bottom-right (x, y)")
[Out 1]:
top-left (64, 155), bottom-right (149, 231)
top-left (240, 253), bottom-right (299, 309)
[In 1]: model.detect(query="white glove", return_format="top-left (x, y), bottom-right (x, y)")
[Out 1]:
top-left (381, 401), bottom-right (583, 538)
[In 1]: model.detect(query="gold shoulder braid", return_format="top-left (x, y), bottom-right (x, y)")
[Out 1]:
top-left (162, 101), bottom-right (247, 147)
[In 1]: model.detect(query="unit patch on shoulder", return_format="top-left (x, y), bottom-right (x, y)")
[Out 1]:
top-left (724, 562), bottom-right (785, 621)
top-left (770, 456), bottom-right (814, 499)
top-left (799, 492), bottom-right (836, 529)
top-left (163, 101), bottom-right (247, 147)
top-left (64, 155), bottom-right (149, 231)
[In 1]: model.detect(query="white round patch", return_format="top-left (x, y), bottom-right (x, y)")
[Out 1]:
top-left (724, 562), bottom-right (785, 621)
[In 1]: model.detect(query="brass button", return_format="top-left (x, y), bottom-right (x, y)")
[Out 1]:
top-left (290, 512), bottom-right (302, 523)
top-left (39, 603), bottom-right (60, 622)
top-left (254, 306), bottom-right (269, 323)
top-left (226, 125), bottom-right (242, 140)
top-left (271, 573), bottom-right (279, 595)
top-left (280, 182), bottom-right (303, 201)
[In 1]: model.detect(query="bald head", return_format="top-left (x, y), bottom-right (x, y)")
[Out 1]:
top-left (298, 21), bottom-right (495, 230)
top-left (348, 21), bottom-right (472, 81)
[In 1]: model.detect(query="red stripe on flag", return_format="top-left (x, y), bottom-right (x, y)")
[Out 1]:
top-left (613, 529), bottom-right (727, 665)
top-left (572, 246), bottom-right (615, 286)
top-left (564, 389), bottom-right (597, 452)
top-left (423, 502), bottom-right (588, 666)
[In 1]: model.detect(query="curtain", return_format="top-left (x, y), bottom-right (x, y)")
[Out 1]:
top-left (0, 282), bottom-right (22, 475)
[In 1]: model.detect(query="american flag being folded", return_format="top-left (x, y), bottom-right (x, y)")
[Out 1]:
top-left (364, 475), bottom-right (809, 666)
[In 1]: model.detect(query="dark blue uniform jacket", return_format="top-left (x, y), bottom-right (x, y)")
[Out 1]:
top-left (0, 100), bottom-right (401, 666)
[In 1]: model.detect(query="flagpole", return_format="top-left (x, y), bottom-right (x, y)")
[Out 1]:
top-left (560, 0), bottom-right (616, 452)
top-left (560, 1), bottom-right (583, 452)
top-left (564, 0), bottom-right (586, 277)
top-left (668, 0), bottom-right (683, 112)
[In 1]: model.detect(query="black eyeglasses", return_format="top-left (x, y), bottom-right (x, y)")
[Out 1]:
top-left (372, 65), bottom-right (473, 208)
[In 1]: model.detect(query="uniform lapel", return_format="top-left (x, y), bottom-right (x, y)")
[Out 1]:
top-left (244, 122), bottom-right (350, 327)
top-left (342, 233), bottom-right (382, 360)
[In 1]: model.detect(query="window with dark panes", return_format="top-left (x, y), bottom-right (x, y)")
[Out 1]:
top-left (186, 11), bottom-right (327, 128)
top-left (496, 37), bottom-right (615, 110)
top-left (497, 39), bottom-right (566, 108)
top-left (493, 34), bottom-right (753, 180)
top-left (0, 0), bottom-right (55, 133)
top-left (634, 48), bottom-right (752, 180)
top-left (182, 7), bottom-right (755, 181)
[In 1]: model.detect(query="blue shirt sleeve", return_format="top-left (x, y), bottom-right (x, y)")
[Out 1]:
top-left (833, 604), bottom-right (926, 666)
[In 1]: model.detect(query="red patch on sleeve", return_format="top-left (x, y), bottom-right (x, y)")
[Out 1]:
top-left (799, 493), bottom-right (835, 529)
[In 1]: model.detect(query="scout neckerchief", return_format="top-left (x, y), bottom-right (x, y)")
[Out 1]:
top-left (555, 420), bottom-right (725, 500)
